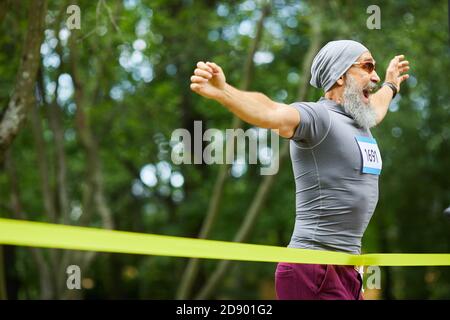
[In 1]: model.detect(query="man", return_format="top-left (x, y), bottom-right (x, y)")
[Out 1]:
top-left (189, 40), bottom-right (410, 300)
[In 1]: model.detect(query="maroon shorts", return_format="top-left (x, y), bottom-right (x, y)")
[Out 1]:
top-left (275, 262), bottom-right (364, 300)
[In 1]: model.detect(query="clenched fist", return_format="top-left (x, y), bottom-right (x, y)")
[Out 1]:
top-left (190, 61), bottom-right (227, 100)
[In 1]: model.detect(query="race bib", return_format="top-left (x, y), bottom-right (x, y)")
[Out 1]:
top-left (355, 136), bottom-right (382, 175)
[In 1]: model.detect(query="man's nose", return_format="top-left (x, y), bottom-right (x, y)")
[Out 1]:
top-left (371, 71), bottom-right (381, 83)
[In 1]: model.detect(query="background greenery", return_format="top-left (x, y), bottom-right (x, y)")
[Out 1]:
top-left (0, 0), bottom-right (449, 299)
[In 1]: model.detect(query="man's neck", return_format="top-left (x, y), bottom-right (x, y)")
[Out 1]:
top-left (324, 88), bottom-right (344, 106)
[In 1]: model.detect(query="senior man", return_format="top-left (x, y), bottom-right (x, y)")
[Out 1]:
top-left (190, 40), bottom-right (409, 300)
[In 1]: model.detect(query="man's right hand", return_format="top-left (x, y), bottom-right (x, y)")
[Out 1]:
top-left (190, 61), bottom-right (226, 100)
top-left (189, 60), bottom-right (300, 139)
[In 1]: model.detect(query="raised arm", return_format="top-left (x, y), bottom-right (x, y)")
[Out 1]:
top-left (190, 61), bottom-right (300, 138)
top-left (370, 55), bottom-right (410, 124)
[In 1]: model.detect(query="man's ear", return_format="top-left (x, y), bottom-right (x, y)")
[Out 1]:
top-left (336, 75), bottom-right (345, 86)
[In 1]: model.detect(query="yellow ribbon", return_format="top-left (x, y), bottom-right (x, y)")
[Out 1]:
top-left (0, 218), bottom-right (449, 266)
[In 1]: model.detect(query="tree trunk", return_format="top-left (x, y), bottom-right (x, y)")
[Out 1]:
top-left (69, 34), bottom-right (114, 231)
top-left (195, 13), bottom-right (323, 299)
top-left (55, 32), bottom-right (116, 299)
top-left (0, 0), bottom-right (11, 23)
top-left (4, 149), bottom-right (55, 299)
top-left (30, 101), bottom-right (57, 222)
top-left (176, 3), bottom-right (272, 300)
top-left (0, 246), bottom-right (7, 300)
top-left (0, 0), bottom-right (47, 162)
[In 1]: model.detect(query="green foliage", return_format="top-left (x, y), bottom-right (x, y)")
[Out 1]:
top-left (0, 0), bottom-right (449, 299)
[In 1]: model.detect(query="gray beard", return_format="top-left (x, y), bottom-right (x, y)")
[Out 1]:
top-left (342, 76), bottom-right (377, 129)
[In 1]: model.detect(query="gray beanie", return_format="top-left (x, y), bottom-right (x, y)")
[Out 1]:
top-left (310, 40), bottom-right (369, 92)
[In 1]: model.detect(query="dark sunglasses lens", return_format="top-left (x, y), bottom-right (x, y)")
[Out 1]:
top-left (364, 63), bottom-right (375, 73)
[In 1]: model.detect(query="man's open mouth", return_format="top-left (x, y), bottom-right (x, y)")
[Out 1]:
top-left (362, 88), bottom-right (372, 99)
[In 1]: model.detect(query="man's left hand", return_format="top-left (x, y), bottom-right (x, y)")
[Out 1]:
top-left (385, 55), bottom-right (410, 92)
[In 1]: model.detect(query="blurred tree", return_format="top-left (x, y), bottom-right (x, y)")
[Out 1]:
top-left (0, 0), bottom-right (448, 300)
top-left (0, 0), bottom-right (47, 161)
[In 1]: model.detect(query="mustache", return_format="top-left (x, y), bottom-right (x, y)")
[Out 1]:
top-left (363, 81), bottom-right (378, 91)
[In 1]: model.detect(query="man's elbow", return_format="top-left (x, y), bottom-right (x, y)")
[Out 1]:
top-left (269, 104), bottom-right (299, 139)
top-left (274, 125), bottom-right (295, 139)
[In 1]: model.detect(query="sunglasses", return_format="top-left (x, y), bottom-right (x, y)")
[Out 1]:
top-left (352, 61), bottom-right (376, 73)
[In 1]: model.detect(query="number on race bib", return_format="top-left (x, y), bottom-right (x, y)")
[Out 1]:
top-left (355, 136), bottom-right (382, 175)
top-left (364, 149), bottom-right (378, 163)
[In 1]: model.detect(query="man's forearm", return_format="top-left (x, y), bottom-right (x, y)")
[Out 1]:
top-left (370, 85), bottom-right (395, 124)
top-left (216, 83), bottom-right (281, 129)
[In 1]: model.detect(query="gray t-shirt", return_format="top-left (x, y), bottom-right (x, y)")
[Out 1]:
top-left (288, 97), bottom-right (379, 254)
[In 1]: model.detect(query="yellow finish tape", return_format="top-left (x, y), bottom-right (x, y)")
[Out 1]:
top-left (0, 218), bottom-right (449, 266)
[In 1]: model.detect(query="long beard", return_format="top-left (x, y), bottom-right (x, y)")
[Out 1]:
top-left (342, 76), bottom-right (377, 129)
